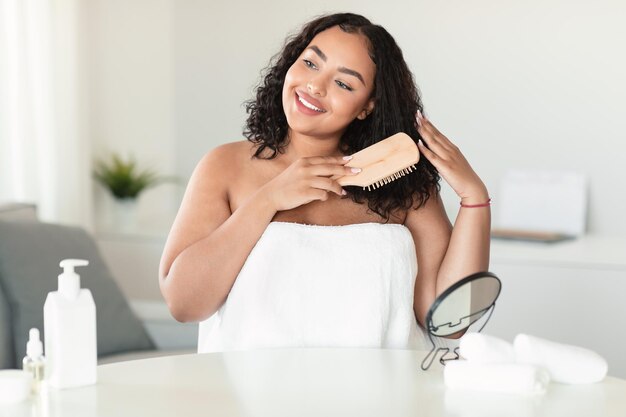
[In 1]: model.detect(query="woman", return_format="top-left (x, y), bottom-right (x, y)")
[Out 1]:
top-left (159, 13), bottom-right (490, 352)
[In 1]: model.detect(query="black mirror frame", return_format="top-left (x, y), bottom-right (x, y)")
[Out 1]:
top-left (421, 271), bottom-right (502, 371)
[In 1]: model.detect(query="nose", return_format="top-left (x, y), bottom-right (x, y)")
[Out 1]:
top-left (307, 78), bottom-right (326, 97)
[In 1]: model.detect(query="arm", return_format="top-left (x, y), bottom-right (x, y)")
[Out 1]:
top-left (405, 192), bottom-right (452, 328)
top-left (159, 145), bottom-right (277, 322)
top-left (159, 145), bottom-right (356, 322)
top-left (406, 190), bottom-right (491, 327)
top-left (408, 112), bottom-right (491, 331)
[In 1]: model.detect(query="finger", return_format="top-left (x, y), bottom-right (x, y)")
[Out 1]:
top-left (310, 177), bottom-right (344, 196)
top-left (307, 155), bottom-right (353, 166)
top-left (420, 128), bottom-right (455, 157)
top-left (417, 141), bottom-right (439, 163)
top-left (418, 116), bottom-right (456, 150)
top-left (418, 127), bottom-right (449, 156)
top-left (309, 164), bottom-right (361, 177)
top-left (416, 109), bottom-right (426, 125)
top-left (420, 114), bottom-right (442, 135)
top-left (416, 110), bottom-right (438, 132)
top-left (418, 119), bottom-right (450, 147)
top-left (303, 188), bottom-right (330, 203)
top-left (416, 112), bottom-right (443, 139)
top-left (416, 113), bottom-right (440, 141)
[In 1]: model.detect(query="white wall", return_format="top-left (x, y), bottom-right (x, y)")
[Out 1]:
top-left (87, 0), bottom-right (626, 236)
top-left (85, 0), bottom-right (178, 233)
top-left (173, 0), bottom-right (626, 235)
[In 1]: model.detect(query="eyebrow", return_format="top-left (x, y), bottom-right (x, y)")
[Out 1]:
top-left (307, 45), bottom-right (366, 86)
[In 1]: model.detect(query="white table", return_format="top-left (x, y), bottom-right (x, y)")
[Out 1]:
top-left (5, 349), bottom-right (626, 417)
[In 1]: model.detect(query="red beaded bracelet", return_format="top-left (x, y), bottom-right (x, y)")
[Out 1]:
top-left (460, 198), bottom-right (492, 208)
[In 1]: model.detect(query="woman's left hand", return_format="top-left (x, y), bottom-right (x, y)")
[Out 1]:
top-left (416, 111), bottom-right (489, 204)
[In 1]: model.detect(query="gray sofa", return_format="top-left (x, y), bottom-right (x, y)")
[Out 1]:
top-left (0, 203), bottom-right (190, 368)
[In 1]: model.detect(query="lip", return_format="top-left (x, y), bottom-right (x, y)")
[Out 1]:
top-left (295, 90), bottom-right (327, 114)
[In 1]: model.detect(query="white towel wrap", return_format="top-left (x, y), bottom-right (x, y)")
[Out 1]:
top-left (459, 333), bottom-right (516, 363)
top-left (514, 334), bottom-right (608, 384)
top-left (198, 222), bottom-right (427, 352)
top-left (444, 360), bottom-right (550, 395)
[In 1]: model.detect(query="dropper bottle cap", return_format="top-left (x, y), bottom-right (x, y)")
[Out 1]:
top-left (26, 328), bottom-right (43, 358)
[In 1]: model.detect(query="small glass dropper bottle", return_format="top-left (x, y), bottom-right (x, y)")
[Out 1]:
top-left (23, 328), bottom-right (46, 393)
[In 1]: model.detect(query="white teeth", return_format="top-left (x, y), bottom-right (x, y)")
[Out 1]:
top-left (298, 95), bottom-right (325, 112)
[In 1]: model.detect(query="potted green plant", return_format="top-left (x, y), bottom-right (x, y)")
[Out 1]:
top-left (93, 153), bottom-right (170, 200)
top-left (93, 153), bottom-right (175, 231)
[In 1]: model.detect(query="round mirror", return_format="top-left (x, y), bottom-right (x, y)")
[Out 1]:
top-left (425, 271), bottom-right (501, 337)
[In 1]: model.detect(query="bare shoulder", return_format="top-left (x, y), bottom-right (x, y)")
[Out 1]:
top-left (196, 140), bottom-right (254, 175)
top-left (193, 141), bottom-right (259, 189)
top-left (159, 140), bottom-right (255, 279)
top-left (174, 139), bottom-right (258, 227)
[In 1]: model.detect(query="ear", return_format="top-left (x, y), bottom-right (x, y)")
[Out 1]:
top-left (357, 99), bottom-right (375, 120)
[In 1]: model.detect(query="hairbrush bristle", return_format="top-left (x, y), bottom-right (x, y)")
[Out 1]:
top-left (363, 164), bottom-right (417, 191)
top-left (335, 132), bottom-right (420, 190)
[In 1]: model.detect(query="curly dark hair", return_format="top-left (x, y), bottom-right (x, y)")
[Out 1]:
top-left (244, 12), bottom-right (440, 221)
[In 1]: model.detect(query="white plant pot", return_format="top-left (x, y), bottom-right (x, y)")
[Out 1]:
top-left (112, 198), bottom-right (138, 233)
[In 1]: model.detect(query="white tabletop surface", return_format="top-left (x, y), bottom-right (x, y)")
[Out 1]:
top-left (3, 349), bottom-right (626, 417)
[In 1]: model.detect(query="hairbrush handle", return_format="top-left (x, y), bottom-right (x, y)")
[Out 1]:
top-left (333, 133), bottom-right (420, 188)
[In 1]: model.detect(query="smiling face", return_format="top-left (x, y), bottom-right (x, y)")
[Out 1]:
top-left (282, 26), bottom-right (376, 141)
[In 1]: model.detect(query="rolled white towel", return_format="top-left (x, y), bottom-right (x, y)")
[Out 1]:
top-left (514, 334), bottom-right (608, 384)
top-left (444, 360), bottom-right (550, 395)
top-left (459, 333), bottom-right (516, 363)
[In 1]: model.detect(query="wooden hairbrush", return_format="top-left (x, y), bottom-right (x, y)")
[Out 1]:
top-left (333, 132), bottom-right (420, 191)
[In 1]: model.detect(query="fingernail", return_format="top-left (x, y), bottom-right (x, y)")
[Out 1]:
top-left (351, 168), bottom-right (362, 173)
top-left (417, 110), bottom-right (423, 119)
top-left (341, 189), bottom-right (347, 195)
top-left (343, 155), bottom-right (353, 161)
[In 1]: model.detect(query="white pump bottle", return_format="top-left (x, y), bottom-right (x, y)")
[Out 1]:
top-left (44, 259), bottom-right (97, 389)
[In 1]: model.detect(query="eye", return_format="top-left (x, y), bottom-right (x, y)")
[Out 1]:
top-left (303, 59), bottom-right (317, 70)
top-left (335, 80), bottom-right (353, 91)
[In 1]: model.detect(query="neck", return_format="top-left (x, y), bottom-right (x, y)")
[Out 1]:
top-left (282, 130), bottom-right (344, 163)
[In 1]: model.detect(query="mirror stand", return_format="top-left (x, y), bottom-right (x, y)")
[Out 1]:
top-left (420, 304), bottom-right (497, 370)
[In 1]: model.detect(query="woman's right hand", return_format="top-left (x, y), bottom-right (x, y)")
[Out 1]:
top-left (261, 156), bottom-right (360, 212)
